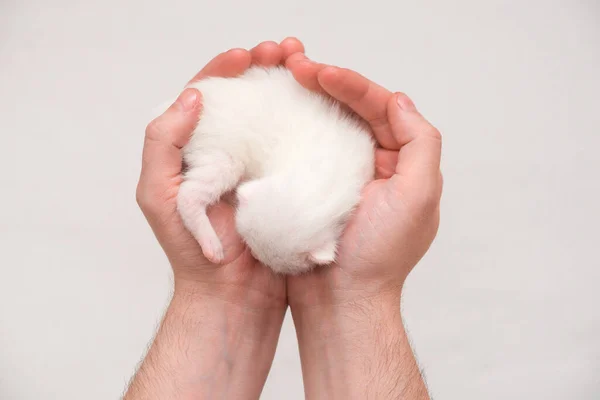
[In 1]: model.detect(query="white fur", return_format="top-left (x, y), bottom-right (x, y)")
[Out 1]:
top-left (177, 66), bottom-right (374, 274)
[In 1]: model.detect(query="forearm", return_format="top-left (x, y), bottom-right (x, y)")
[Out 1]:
top-left (292, 292), bottom-right (429, 400)
top-left (124, 285), bottom-right (286, 400)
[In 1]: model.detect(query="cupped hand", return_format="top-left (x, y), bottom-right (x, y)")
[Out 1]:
top-left (284, 54), bottom-right (443, 307)
top-left (135, 38), bottom-right (305, 309)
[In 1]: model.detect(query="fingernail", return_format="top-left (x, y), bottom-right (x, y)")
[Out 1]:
top-left (396, 93), bottom-right (417, 112)
top-left (176, 88), bottom-right (198, 111)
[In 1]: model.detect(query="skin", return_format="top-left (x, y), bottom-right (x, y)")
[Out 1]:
top-left (125, 39), bottom-right (304, 400)
top-left (284, 53), bottom-right (442, 399)
top-left (125, 38), bottom-right (442, 399)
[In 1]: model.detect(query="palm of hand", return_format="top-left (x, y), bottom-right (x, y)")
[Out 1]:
top-left (337, 174), bottom-right (439, 279)
top-left (287, 164), bottom-right (439, 307)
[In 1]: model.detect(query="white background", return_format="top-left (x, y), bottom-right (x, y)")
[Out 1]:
top-left (1, 0), bottom-right (599, 398)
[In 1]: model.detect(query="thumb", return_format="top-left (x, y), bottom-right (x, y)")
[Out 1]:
top-left (137, 88), bottom-right (201, 214)
top-left (387, 93), bottom-right (443, 211)
top-left (388, 93), bottom-right (442, 184)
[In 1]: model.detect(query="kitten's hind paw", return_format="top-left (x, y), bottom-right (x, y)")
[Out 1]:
top-left (199, 235), bottom-right (225, 264)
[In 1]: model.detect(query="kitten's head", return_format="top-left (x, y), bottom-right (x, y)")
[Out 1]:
top-left (234, 176), bottom-right (339, 275)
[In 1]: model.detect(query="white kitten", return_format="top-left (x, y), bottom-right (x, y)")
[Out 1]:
top-left (177, 66), bottom-right (374, 274)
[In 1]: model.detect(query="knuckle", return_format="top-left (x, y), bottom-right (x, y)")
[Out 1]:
top-left (410, 185), bottom-right (441, 218)
top-left (135, 184), bottom-right (158, 214)
top-left (145, 118), bottom-right (166, 140)
top-left (395, 91), bottom-right (410, 102)
top-left (395, 92), bottom-right (417, 110)
top-left (259, 40), bottom-right (278, 47)
top-left (135, 184), bottom-right (148, 208)
top-left (427, 125), bottom-right (442, 141)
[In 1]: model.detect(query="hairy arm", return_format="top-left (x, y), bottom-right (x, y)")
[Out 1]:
top-left (292, 291), bottom-right (429, 400)
top-left (123, 285), bottom-right (286, 400)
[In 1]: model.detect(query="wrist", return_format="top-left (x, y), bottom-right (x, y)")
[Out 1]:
top-left (125, 287), bottom-right (286, 400)
top-left (171, 280), bottom-right (286, 342)
top-left (172, 264), bottom-right (287, 313)
top-left (291, 289), bottom-right (402, 345)
top-left (287, 263), bottom-right (406, 310)
top-left (291, 290), bottom-right (429, 399)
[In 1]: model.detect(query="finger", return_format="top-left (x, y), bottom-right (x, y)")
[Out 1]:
top-left (317, 67), bottom-right (398, 150)
top-left (138, 88), bottom-right (202, 211)
top-left (374, 148), bottom-right (398, 179)
top-left (285, 53), bottom-right (328, 93)
top-left (188, 48), bottom-right (252, 84)
top-left (250, 41), bottom-right (283, 66)
top-left (387, 93), bottom-right (442, 195)
top-left (280, 36), bottom-right (305, 60)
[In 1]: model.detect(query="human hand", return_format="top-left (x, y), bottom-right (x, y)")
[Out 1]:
top-left (136, 39), bottom-right (305, 309)
top-left (285, 54), bottom-right (443, 307)
top-left (283, 54), bottom-right (440, 399)
top-left (126, 39), bottom-right (307, 400)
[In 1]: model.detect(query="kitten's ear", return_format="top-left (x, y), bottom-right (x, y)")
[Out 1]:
top-left (236, 180), bottom-right (259, 206)
top-left (308, 241), bottom-right (337, 265)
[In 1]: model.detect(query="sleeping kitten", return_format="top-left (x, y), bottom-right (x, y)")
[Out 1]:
top-left (177, 66), bottom-right (374, 274)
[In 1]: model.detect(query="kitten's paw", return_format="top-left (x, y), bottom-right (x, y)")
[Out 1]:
top-left (199, 236), bottom-right (225, 264)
